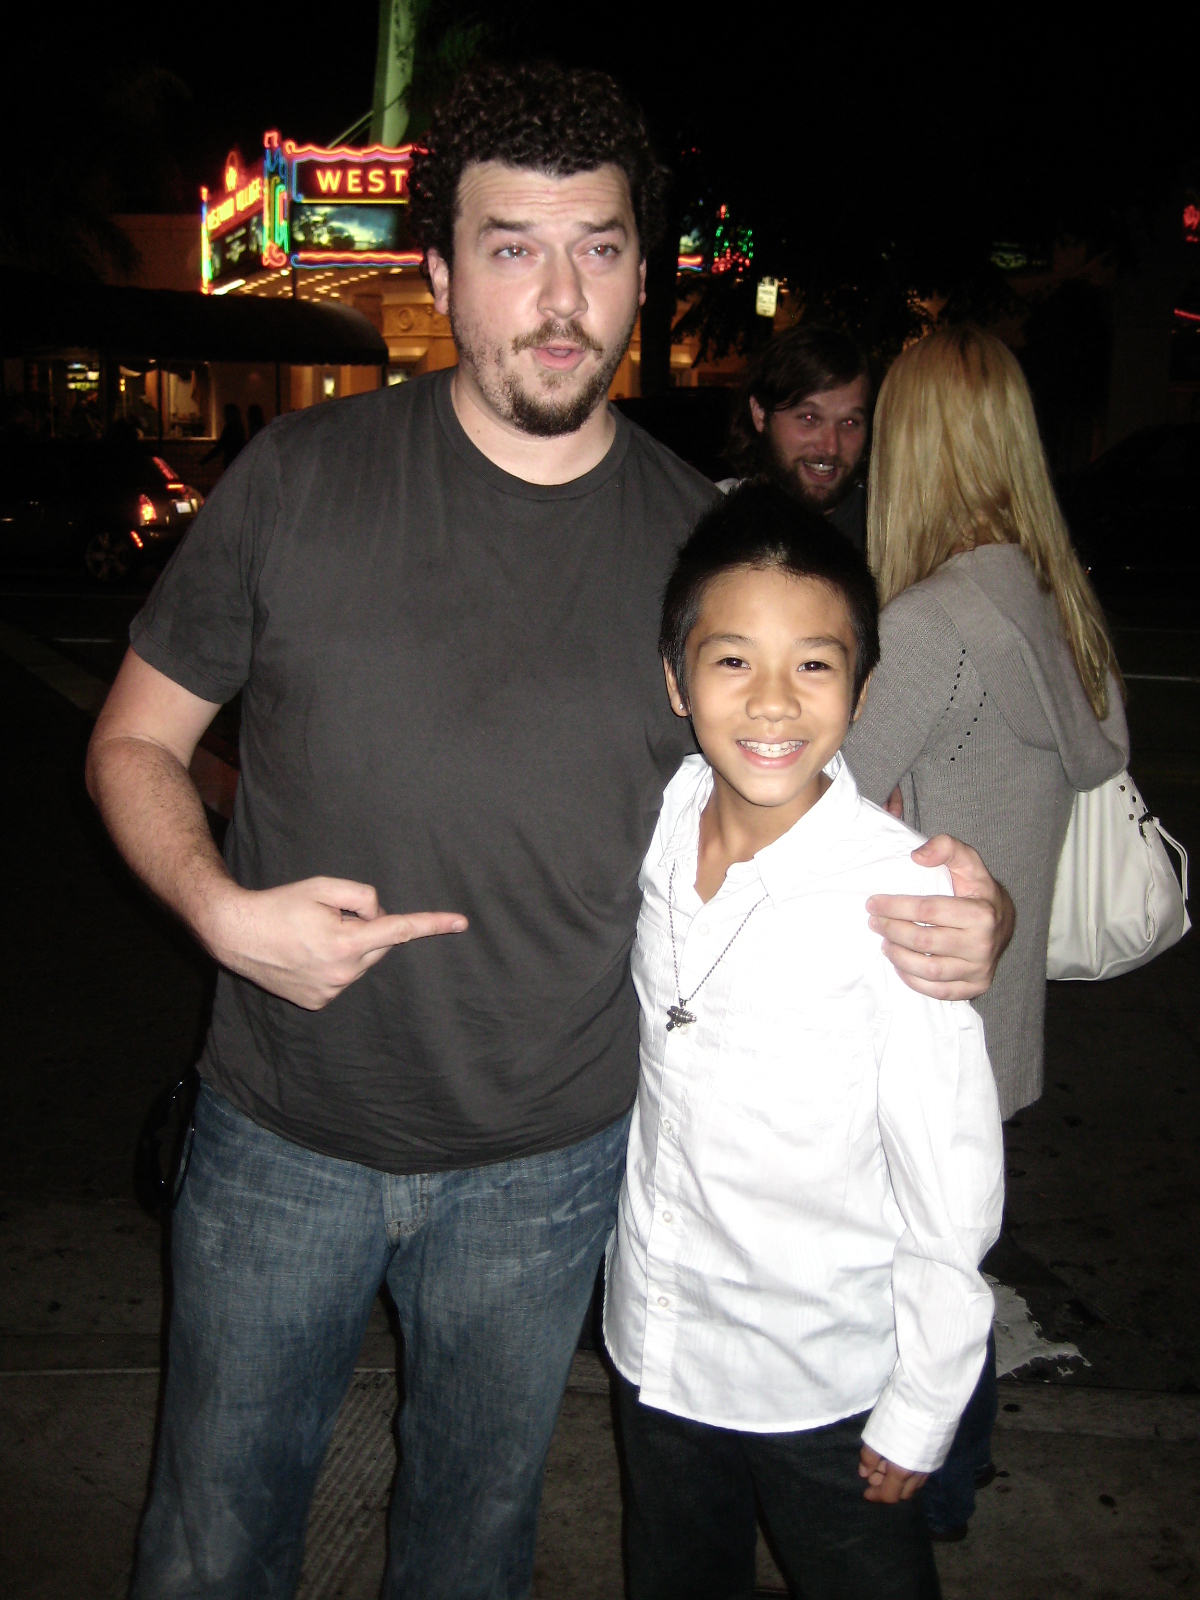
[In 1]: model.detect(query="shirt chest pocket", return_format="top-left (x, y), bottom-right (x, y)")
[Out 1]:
top-left (711, 1003), bottom-right (875, 1133)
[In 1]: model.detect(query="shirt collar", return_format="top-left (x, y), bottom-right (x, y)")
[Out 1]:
top-left (657, 751), bottom-right (863, 904)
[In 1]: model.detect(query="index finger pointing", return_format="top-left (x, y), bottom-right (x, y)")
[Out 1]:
top-left (350, 911), bottom-right (468, 953)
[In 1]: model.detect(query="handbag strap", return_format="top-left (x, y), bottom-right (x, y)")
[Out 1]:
top-left (1146, 816), bottom-right (1190, 905)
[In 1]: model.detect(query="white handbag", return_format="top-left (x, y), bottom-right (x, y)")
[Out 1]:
top-left (1047, 770), bottom-right (1191, 981)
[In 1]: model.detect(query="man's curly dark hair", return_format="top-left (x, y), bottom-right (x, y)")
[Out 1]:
top-left (408, 61), bottom-right (670, 265)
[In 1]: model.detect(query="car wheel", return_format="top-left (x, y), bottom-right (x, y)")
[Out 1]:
top-left (84, 528), bottom-right (133, 583)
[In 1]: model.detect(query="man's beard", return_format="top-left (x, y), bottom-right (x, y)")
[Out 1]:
top-left (766, 450), bottom-right (860, 514)
top-left (450, 305), bottom-right (637, 438)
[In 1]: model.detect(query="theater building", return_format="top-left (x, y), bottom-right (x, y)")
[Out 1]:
top-left (201, 136), bottom-right (471, 390)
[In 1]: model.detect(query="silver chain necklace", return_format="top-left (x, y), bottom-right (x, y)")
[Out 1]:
top-left (665, 860), bottom-right (768, 1031)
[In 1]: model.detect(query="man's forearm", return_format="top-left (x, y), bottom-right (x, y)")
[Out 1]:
top-left (85, 734), bottom-right (238, 959)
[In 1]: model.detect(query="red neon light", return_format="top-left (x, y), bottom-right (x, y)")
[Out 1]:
top-left (1174, 307), bottom-right (1200, 322)
top-left (294, 250), bottom-right (424, 267)
top-left (284, 140), bottom-right (416, 160)
top-left (1184, 203), bottom-right (1200, 233)
top-left (263, 242), bottom-right (288, 268)
top-left (677, 254), bottom-right (704, 272)
top-left (206, 172), bottom-right (263, 238)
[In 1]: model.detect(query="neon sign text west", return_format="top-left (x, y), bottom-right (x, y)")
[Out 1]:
top-left (300, 164), bottom-right (408, 199)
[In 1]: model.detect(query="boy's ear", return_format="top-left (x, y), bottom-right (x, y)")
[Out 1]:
top-left (663, 658), bottom-right (689, 719)
top-left (851, 670), bottom-right (873, 723)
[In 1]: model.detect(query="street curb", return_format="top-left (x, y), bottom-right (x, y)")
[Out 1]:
top-left (4, 1357), bottom-right (1196, 1444)
top-left (0, 620), bottom-right (238, 818)
top-left (0, 620), bottom-right (109, 716)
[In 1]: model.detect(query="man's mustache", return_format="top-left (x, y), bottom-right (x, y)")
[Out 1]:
top-left (511, 320), bottom-right (604, 356)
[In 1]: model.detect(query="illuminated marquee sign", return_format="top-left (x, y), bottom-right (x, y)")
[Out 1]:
top-left (204, 152), bottom-right (263, 238)
top-left (282, 138), bottom-right (420, 268)
top-left (293, 155), bottom-right (409, 201)
top-left (200, 134), bottom-right (424, 291)
top-left (201, 150), bottom-right (266, 292)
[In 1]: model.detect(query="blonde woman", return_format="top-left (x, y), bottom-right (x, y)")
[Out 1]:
top-left (843, 324), bottom-right (1128, 1538)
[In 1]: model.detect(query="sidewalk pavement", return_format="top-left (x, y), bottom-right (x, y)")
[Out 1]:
top-left (4, 1352), bottom-right (1199, 1598)
top-left (2, 615), bottom-right (1198, 1597)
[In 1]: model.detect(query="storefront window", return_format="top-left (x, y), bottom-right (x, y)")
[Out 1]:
top-left (65, 361), bottom-right (102, 436)
top-left (5, 357), bottom-right (105, 438)
top-left (114, 367), bottom-right (160, 438)
top-left (164, 367), bottom-right (211, 437)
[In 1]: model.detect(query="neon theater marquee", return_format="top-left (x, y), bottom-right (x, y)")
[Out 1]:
top-left (201, 133), bottom-right (422, 294)
top-left (200, 151), bottom-right (265, 293)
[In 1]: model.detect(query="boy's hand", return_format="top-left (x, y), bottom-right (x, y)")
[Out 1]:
top-left (858, 1445), bottom-right (928, 1503)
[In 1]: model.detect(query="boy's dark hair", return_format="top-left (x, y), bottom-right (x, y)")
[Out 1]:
top-left (408, 61), bottom-right (670, 266)
top-left (661, 481), bottom-right (880, 704)
top-left (726, 324), bottom-right (870, 476)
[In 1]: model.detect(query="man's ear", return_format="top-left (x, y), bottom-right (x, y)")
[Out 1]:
top-left (663, 658), bottom-right (689, 719)
top-left (638, 255), bottom-right (647, 309)
top-left (748, 396), bottom-right (768, 436)
top-left (427, 248), bottom-right (451, 316)
top-left (851, 670), bottom-right (873, 722)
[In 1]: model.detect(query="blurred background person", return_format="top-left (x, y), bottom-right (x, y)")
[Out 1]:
top-left (843, 324), bottom-right (1129, 1540)
top-left (247, 403), bottom-right (266, 440)
top-left (723, 324), bottom-right (871, 551)
top-left (202, 402), bottom-right (247, 473)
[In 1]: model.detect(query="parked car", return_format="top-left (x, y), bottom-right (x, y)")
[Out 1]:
top-left (1059, 424), bottom-right (1200, 601)
top-left (0, 439), bottom-right (203, 582)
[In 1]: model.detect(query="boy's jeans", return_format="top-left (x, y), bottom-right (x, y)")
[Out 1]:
top-left (132, 1083), bottom-right (629, 1600)
top-left (921, 1328), bottom-right (998, 1534)
top-left (616, 1375), bottom-right (941, 1600)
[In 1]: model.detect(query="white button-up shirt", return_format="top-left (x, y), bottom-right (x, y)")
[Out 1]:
top-left (604, 754), bottom-right (1004, 1473)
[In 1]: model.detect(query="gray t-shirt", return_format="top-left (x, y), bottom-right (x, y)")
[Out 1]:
top-left (131, 371), bottom-right (717, 1172)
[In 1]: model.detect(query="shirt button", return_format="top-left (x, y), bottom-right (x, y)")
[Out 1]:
top-left (657, 1296), bottom-right (669, 1308)
top-left (662, 1211), bottom-right (673, 1224)
top-left (697, 922), bottom-right (710, 936)
top-left (662, 1120), bottom-right (673, 1135)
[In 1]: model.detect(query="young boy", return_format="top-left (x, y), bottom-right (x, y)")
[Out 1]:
top-left (604, 482), bottom-right (1004, 1600)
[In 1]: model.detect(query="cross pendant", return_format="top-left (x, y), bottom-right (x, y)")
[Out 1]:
top-left (666, 1004), bottom-right (696, 1032)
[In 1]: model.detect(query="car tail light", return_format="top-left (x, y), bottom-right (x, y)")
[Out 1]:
top-left (138, 494), bottom-right (157, 525)
top-left (130, 529), bottom-right (145, 549)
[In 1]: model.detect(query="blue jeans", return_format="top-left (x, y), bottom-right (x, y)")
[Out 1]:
top-left (132, 1084), bottom-right (630, 1599)
top-left (921, 1329), bottom-right (997, 1534)
top-left (616, 1377), bottom-right (940, 1600)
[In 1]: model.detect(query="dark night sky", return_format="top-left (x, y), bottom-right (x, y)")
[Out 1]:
top-left (8, 3), bottom-right (1197, 269)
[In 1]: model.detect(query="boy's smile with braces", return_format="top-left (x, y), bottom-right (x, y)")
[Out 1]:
top-left (736, 737), bottom-right (808, 763)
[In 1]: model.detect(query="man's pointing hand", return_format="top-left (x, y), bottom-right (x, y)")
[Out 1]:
top-left (210, 876), bottom-right (468, 1010)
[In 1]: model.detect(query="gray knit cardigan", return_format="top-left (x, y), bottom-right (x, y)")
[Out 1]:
top-left (843, 543), bottom-right (1129, 1120)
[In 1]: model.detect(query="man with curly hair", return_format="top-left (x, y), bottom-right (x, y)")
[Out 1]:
top-left (87, 60), bottom-right (1012, 1598)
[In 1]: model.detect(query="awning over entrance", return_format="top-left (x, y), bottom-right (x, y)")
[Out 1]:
top-left (0, 268), bottom-right (388, 366)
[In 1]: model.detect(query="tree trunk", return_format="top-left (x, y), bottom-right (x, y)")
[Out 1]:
top-left (371, 0), bottom-right (417, 146)
top-left (639, 188), bottom-right (681, 397)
